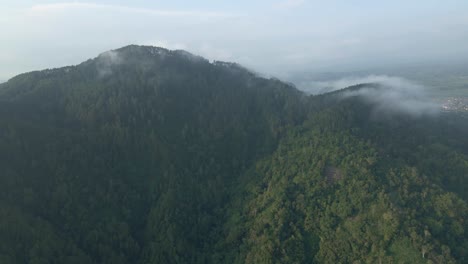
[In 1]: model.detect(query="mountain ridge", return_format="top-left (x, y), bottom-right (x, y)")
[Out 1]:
top-left (0, 45), bottom-right (466, 264)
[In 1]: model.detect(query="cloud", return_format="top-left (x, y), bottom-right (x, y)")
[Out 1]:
top-left (336, 76), bottom-right (440, 117)
top-left (197, 43), bottom-right (233, 61)
top-left (96, 50), bottom-right (123, 77)
top-left (297, 75), bottom-right (439, 117)
top-left (141, 40), bottom-right (188, 51)
top-left (138, 40), bottom-right (234, 62)
top-left (299, 75), bottom-right (415, 94)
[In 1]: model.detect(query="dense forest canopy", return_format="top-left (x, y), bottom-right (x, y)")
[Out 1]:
top-left (0, 45), bottom-right (467, 263)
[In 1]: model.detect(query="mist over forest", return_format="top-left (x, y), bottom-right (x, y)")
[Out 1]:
top-left (1, 1), bottom-right (468, 264)
top-left (0, 45), bottom-right (467, 263)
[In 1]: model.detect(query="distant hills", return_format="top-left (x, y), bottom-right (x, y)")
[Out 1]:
top-left (0, 45), bottom-right (467, 264)
top-left (289, 62), bottom-right (468, 97)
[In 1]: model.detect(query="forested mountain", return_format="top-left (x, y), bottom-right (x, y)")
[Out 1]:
top-left (0, 45), bottom-right (466, 263)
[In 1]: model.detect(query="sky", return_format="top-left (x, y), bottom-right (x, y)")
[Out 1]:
top-left (1, 0), bottom-right (468, 80)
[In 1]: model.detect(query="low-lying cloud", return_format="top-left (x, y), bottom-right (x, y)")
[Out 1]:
top-left (96, 50), bottom-right (123, 77)
top-left (302, 75), bottom-right (440, 117)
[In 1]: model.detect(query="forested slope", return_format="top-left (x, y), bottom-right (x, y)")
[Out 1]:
top-left (219, 92), bottom-right (468, 263)
top-left (0, 46), bottom-right (466, 263)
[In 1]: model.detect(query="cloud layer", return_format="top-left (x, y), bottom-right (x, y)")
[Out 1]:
top-left (96, 50), bottom-right (123, 77)
top-left (327, 76), bottom-right (440, 117)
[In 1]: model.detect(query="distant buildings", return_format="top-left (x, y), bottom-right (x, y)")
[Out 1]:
top-left (439, 97), bottom-right (468, 112)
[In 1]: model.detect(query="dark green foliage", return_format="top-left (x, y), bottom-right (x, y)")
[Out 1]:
top-left (0, 46), bottom-right (466, 263)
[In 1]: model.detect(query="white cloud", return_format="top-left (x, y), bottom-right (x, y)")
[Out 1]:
top-left (198, 43), bottom-right (233, 61)
top-left (137, 40), bottom-right (233, 62)
top-left (141, 40), bottom-right (188, 50)
top-left (96, 50), bottom-right (123, 77)
top-left (299, 75), bottom-right (440, 117)
top-left (298, 75), bottom-right (415, 94)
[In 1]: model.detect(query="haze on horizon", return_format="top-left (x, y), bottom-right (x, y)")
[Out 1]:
top-left (1, 0), bottom-right (468, 81)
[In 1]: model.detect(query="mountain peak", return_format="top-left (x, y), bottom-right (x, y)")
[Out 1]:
top-left (96, 44), bottom-right (208, 64)
top-left (327, 83), bottom-right (381, 95)
top-left (115, 44), bottom-right (169, 55)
